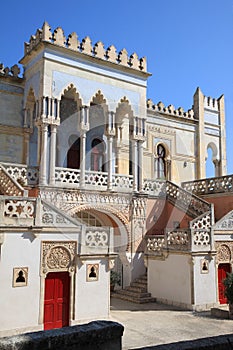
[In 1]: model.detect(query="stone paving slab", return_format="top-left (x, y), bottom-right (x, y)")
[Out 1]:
top-left (110, 298), bottom-right (233, 350)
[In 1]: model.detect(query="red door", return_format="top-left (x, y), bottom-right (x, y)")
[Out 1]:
top-left (44, 272), bottom-right (70, 330)
top-left (218, 263), bottom-right (231, 304)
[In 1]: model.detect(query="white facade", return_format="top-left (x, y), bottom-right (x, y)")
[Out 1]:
top-left (0, 22), bottom-right (230, 335)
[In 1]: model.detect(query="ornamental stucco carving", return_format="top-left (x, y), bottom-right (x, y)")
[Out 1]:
top-left (216, 243), bottom-right (232, 263)
top-left (41, 241), bottom-right (76, 275)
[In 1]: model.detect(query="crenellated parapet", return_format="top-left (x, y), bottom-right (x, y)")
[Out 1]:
top-left (147, 99), bottom-right (194, 119)
top-left (204, 95), bottom-right (219, 111)
top-left (0, 63), bottom-right (22, 79)
top-left (24, 22), bottom-right (147, 72)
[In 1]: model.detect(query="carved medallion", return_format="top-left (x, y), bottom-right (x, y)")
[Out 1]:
top-left (41, 241), bottom-right (76, 275)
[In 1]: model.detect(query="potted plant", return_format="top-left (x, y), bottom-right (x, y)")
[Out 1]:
top-left (223, 272), bottom-right (233, 319)
top-left (110, 270), bottom-right (121, 292)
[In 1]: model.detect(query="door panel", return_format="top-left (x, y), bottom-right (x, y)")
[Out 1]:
top-left (44, 272), bottom-right (70, 330)
top-left (218, 263), bottom-right (231, 304)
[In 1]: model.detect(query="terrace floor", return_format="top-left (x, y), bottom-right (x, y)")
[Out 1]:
top-left (110, 298), bottom-right (232, 350)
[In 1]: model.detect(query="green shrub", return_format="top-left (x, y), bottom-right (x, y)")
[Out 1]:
top-left (223, 272), bottom-right (233, 304)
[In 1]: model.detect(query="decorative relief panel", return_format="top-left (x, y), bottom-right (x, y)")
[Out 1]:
top-left (4, 199), bottom-right (34, 218)
top-left (193, 231), bottom-right (210, 246)
top-left (41, 241), bottom-right (76, 275)
top-left (214, 211), bottom-right (233, 230)
top-left (216, 243), bottom-right (232, 263)
top-left (85, 229), bottom-right (108, 247)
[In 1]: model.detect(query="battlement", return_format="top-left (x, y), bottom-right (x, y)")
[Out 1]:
top-left (23, 22), bottom-right (147, 72)
top-left (0, 63), bottom-right (22, 79)
top-left (147, 99), bottom-right (194, 120)
top-left (204, 95), bottom-right (219, 111)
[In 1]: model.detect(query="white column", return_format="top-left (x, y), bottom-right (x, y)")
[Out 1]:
top-left (107, 135), bottom-right (113, 191)
top-left (138, 140), bottom-right (144, 192)
top-left (80, 131), bottom-right (86, 188)
top-left (132, 139), bottom-right (138, 192)
top-left (39, 124), bottom-right (48, 185)
top-left (37, 125), bottom-right (41, 166)
top-left (49, 125), bottom-right (57, 185)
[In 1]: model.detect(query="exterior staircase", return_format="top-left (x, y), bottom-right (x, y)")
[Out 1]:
top-left (111, 274), bottom-right (156, 304)
top-left (0, 164), bottom-right (26, 196)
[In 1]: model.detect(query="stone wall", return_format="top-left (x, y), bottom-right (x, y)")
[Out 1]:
top-left (0, 321), bottom-right (124, 350)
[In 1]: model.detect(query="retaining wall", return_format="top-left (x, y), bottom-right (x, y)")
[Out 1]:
top-left (0, 320), bottom-right (124, 350)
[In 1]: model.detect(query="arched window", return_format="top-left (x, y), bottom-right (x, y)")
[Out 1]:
top-left (91, 138), bottom-right (105, 172)
top-left (155, 144), bottom-right (166, 179)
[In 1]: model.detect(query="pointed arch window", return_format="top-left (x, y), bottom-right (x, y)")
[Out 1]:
top-left (155, 144), bottom-right (166, 179)
top-left (91, 138), bottom-right (105, 172)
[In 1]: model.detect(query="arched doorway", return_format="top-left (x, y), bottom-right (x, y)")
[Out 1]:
top-left (216, 243), bottom-right (232, 304)
top-left (44, 272), bottom-right (70, 330)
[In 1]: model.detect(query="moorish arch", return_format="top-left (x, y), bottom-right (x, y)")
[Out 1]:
top-left (69, 204), bottom-right (130, 251)
top-left (57, 84), bottom-right (83, 167)
top-left (70, 204), bottom-right (132, 287)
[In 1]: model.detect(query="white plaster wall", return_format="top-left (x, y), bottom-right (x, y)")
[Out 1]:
top-left (193, 256), bottom-right (217, 306)
top-left (148, 254), bottom-right (191, 305)
top-left (0, 233), bottom-right (41, 333)
top-left (75, 258), bottom-right (109, 322)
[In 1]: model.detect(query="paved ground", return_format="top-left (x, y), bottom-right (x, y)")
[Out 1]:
top-left (110, 298), bottom-right (233, 350)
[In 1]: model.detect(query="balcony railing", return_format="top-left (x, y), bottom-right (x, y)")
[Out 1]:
top-left (145, 220), bottom-right (212, 254)
top-left (182, 174), bottom-right (233, 195)
top-left (1, 162), bottom-right (39, 186)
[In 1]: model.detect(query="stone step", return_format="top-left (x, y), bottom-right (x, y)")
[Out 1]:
top-left (111, 273), bottom-right (154, 304)
top-left (130, 281), bottom-right (147, 289)
top-left (115, 289), bottom-right (151, 298)
top-left (111, 293), bottom-right (156, 304)
top-left (125, 286), bottom-right (147, 293)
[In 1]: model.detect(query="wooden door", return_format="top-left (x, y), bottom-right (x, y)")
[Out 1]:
top-left (218, 263), bottom-right (231, 304)
top-left (44, 272), bottom-right (70, 330)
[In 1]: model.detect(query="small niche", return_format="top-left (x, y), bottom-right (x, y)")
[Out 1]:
top-left (201, 260), bottom-right (209, 274)
top-left (13, 267), bottom-right (28, 287)
top-left (87, 264), bottom-right (99, 282)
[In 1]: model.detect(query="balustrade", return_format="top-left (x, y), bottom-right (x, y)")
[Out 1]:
top-left (112, 174), bottom-right (133, 190)
top-left (182, 175), bottom-right (233, 195)
top-left (55, 167), bottom-right (80, 186)
top-left (145, 224), bottom-right (211, 254)
top-left (143, 179), bottom-right (166, 196)
top-left (0, 196), bottom-right (36, 226)
top-left (1, 162), bottom-right (39, 186)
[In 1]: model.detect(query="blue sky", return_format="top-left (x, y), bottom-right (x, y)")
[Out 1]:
top-left (1, 0), bottom-right (233, 174)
